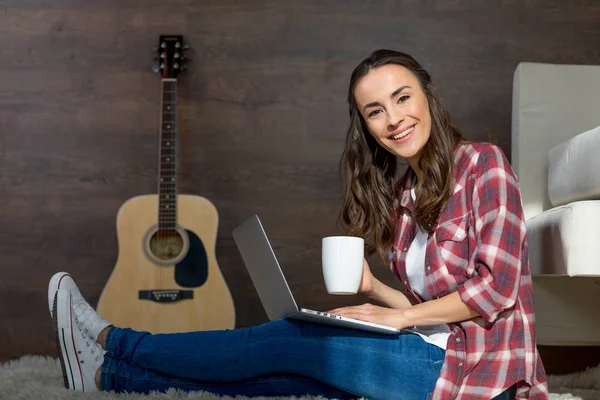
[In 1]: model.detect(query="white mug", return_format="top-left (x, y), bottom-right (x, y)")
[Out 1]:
top-left (321, 236), bottom-right (364, 295)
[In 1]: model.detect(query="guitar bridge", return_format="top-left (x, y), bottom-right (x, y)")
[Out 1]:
top-left (138, 290), bottom-right (193, 303)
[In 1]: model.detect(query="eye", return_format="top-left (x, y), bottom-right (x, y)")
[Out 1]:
top-left (398, 95), bottom-right (410, 103)
top-left (367, 109), bottom-right (382, 118)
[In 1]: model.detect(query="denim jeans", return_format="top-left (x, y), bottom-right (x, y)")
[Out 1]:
top-left (101, 319), bottom-right (445, 399)
top-left (100, 319), bottom-right (514, 399)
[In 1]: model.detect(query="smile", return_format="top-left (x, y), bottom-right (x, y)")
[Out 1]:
top-left (391, 125), bottom-right (415, 140)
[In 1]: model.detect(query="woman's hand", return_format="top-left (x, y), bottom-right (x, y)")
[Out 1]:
top-left (327, 303), bottom-right (412, 330)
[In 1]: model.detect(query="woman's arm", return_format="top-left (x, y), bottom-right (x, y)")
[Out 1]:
top-left (329, 291), bottom-right (479, 330)
top-left (402, 291), bottom-right (479, 326)
top-left (365, 278), bottom-right (419, 309)
top-left (357, 259), bottom-right (419, 309)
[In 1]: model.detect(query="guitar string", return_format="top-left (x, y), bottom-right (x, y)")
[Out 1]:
top-left (157, 48), bottom-right (179, 289)
top-left (160, 78), bottom-right (164, 287)
top-left (159, 77), bottom-right (167, 286)
top-left (162, 79), bottom-right (171, 286)
top-left (159, 77), bottom-right (177, 287)
top-left (167, 79), bottom-right (177, 286)
top-left (159, 77), bottom-right (164, 287)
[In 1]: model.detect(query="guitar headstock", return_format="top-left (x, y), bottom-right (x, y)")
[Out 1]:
top-left (154, 35), bottom-right (188, 78)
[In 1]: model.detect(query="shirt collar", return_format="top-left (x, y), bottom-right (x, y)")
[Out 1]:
top-left (398, 143), bottom-right (470, 212)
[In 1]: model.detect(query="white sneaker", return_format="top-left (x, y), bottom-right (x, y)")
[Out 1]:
top-left (54, 289), bottom-right (103, 392)
top-left (48, 272), bottom-right (110, 341)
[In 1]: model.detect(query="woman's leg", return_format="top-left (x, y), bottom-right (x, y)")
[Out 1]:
top-left (101, 355), bottom-right (357, 398)
top-left (103, 319), bottom-right (445, 400)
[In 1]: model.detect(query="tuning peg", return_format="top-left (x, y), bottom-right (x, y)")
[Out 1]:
top-left (152, 63), bottom-right (162, 73)
top-left (182, 45), bottom-right (190, 50)
top-left (181, 64), bottom-right (187, 71)
top-left (174, 52), bottom-right (180, 59)
top-left (152, 47), bottom-right (159, 52)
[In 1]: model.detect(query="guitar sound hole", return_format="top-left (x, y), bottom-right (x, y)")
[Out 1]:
top-left (149, 229), bottom-right (184, 261)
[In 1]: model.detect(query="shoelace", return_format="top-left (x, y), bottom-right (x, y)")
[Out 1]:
top-left (74, 309), bottom-right (102, 363)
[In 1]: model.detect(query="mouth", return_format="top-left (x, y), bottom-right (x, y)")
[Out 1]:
top-left (389, 124), bottom-right (416, 141)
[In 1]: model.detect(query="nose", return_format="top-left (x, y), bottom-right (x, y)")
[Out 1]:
top-left (386, 108), bottom-right (404, 128)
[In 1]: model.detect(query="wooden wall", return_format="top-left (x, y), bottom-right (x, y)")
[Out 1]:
top-left (1, 0), bottom-right (599, 374)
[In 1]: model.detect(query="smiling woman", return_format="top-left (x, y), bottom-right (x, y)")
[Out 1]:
top-left (48, 49), bottom-right (548, 400)
top-left (340, 51), bottom-right (465, 256)
top-left (336, 50), bottom-right (548, 399)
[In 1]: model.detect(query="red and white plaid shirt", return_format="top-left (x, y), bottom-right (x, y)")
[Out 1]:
top-left (391, 142), bottom-right (549, 399)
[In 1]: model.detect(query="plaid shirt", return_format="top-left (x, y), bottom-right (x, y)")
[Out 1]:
top-left (391, 143), bottom-right (549, 399)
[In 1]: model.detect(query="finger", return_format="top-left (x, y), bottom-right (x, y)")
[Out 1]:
top-left (340, 311), bottom-right (376, 323)
top-left (327, 307), bottom-right (354, 315)
top-left (329, 303), bottom-right (380, 316)
top-left (330, 306), bottom-right (364, 314)
top-left (336, 307), bottom-right (373, 318)
top-left (330, 304), bottom-right (374, 316)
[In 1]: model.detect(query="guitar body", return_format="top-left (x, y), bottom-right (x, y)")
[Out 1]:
top-left (97, 194), bottom-right (235, 333)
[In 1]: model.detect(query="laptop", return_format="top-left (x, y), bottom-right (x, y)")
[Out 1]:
top-left (232, 214), bottom-right (402, 335)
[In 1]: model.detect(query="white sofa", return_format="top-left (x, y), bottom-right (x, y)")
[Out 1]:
top-left (512, 62), bottom-right (600, 345)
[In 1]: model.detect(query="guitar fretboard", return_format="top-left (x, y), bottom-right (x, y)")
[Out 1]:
top-left (158, 79), bottom-right (177, 230)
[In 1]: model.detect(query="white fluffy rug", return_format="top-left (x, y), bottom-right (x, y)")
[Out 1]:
top-left (1, 356), bottom-right (599, 400)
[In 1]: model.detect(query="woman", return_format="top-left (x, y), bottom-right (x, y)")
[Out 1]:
top-left (49, 49), bottom-right (548, 399)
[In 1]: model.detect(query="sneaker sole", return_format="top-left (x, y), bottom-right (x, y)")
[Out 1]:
top-left (53, 290), bottom-right (84, 391)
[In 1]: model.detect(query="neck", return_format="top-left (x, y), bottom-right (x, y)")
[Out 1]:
top-left (407, 157), bottom-right (424, 183)
top-left (157, 78), bottom-right (178, 230)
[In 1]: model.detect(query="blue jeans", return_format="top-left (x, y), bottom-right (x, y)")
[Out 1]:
top-left (100, 319), bottom-right (515, 399)
top-left (100, 319), bottom-right (444, 399)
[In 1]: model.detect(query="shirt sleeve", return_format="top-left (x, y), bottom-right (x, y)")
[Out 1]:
top-left (458, 144), bottom-right (526, 323)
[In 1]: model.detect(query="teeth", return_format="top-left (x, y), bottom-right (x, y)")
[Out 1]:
top-left (392, 126), bottom-right (414, 140)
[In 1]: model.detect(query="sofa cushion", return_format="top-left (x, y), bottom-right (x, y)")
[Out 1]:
top-left (512, 62), bottom-right (600, 220)
top-left (548, 125), bottom-right (600, 207)
top-left (526, 200), bottom-right (600, 276)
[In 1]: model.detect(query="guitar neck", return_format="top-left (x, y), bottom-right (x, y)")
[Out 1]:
top-left (158, 78), bottom-right (178, 230)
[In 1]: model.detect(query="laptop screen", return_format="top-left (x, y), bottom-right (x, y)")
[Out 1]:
top-left (232, 215), bottom-right (300, 320)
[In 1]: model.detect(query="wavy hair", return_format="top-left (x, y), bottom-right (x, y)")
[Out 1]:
top-left (338, 49), bottom-right (465, 260)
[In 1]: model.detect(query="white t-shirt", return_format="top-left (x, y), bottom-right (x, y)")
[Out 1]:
top-left (405, 188), bottom-right (451, 349)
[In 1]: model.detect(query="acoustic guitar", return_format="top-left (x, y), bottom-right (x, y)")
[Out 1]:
top-left (97, 35), bottom-right (235, 333)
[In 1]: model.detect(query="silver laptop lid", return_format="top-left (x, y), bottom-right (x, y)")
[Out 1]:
top-left (232, 215), bottom-right (300, 321)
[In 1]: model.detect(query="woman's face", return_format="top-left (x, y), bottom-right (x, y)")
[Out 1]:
top-left (353, 64), bottom-right (432, 166)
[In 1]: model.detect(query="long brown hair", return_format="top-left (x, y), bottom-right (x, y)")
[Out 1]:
top-left (338, 49), bottom-right (464, 260)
